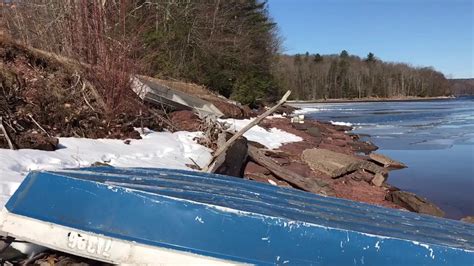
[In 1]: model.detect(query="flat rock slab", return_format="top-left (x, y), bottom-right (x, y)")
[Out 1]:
top-left (348, 141), bottom-right (378, 154)
top-left (369, 153), bottom-right (406, 169)
top-left (306, 127), bottom-right (322, 137)
top-left (385, 191), bottom-right (445, 217)
top-left (371, 173), bottom-right (386, 187)
top-left (302, 148), bottom-right (362, 178)
top-left (302, 148), bottom-right (387, 178)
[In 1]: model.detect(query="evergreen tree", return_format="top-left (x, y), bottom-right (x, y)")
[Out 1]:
top-left (340, 50), bottom-right (349, 58)
top-left (304, 51), bottom-right (310, 61)
top-left (366, 52), bottom-right (376, 62)
top-left (141, 0), bottom-right (280, 105)
top-left (313, 53), bottom-right (323, 63)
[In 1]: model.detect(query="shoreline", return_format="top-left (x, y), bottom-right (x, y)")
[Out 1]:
top-left (245, 115), bottom-right (448, 218)
top-left (287, 95), bottom-right (455, 104)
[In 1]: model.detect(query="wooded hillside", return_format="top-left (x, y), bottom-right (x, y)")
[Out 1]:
top-left (0, 0), bottom-right (279, 106)
top-left (272, 51), bottom-right (453, 100)
top-left (450, 79), bottom-right (474, 96)
top-left (1, 1), bottom-right (457, 104)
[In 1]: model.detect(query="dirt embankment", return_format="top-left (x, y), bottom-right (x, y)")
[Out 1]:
top-left (0, 38), bottom-right (200, 150)
top-left (0, 38), bottom-right (253, 151)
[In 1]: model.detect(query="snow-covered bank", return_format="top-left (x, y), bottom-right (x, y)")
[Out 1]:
top-left (0, 121), bottom-right (304, 208)
top-left (219, 118), bottom-right (303, 149)
top-left (0, 130), bottom-right (212, 208)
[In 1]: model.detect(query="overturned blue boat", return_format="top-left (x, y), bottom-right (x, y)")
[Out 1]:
top-left (1, 167), bottom-right (473, 265)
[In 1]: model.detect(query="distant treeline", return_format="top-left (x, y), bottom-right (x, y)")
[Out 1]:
top-left (272, 51), bottom-right (452, 100)
top-left (450, 79), bottom-right (474, 96)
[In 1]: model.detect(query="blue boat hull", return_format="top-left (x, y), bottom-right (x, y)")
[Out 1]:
top-left (1, 167), bottom-right (473, 265)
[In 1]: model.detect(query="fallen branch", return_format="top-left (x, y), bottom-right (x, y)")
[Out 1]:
top-left (148, 108), bottom-right (177, 132)
top-left (203, 90), bottom-right (291, 172)
top-left (0, 117), bottom-right (16, 150)
top-left (189, 157), bottom-right (202, 170)
top-left (28, 114), bottom-right (51, 137)
top-left (81, 82), bottom-right (97, 112)
top-left (247, 145), bottom-right (335, 196)
top-left (128, 96), bottom-right (176, 132)
top-left (82, 80), bottom-right (107, 110)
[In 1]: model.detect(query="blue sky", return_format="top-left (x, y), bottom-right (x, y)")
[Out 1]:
top-left (268, 0), bottom-right (473, 78)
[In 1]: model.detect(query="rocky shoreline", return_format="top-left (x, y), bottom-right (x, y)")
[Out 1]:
top-left (0, 37), bottom-right (451, 218)
top-left (0, 105), bottom-right (467, 265)
top-left (169, 107), bottom-right (450, 218)
top-left (239, 115), bottom-right (446, 217)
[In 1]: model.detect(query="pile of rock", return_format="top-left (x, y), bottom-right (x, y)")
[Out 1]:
top-left (215, 115), bottom-right (447, 218)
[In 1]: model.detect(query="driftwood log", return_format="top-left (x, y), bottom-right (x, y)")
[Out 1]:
top-left (208, 136), bottom-right (248, 177)
top-left (203, 90), bottom-right (291, 172)
top-left (28, 114), bottom-right (51, 137)
top-left (0, 117), bottom-right (15, 150)
top-left (147, 107), bottom-right (177, 132)
top-left (248, 145), bottom-right (335, 196)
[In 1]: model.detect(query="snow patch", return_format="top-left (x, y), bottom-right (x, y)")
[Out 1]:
top-left (266, 114), bottom-right (285, 119)
top-left (293, 107), bottom-right (322, 114)
top-left (219, 118), bottom-right (302, 149)
top-left (330, 121), bottom-right (353, 127)
top-left (267, 179), bottom-right (278, 186)
top-left (0, 130), bottom-right (212, 208)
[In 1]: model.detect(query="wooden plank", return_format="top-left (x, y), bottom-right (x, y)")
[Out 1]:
top-left (248, 145), bottom-right (335, 196)
top-left (204, 90), bottom-right (291, 172)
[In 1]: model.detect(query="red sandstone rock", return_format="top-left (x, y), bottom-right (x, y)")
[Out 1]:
top-left (250, 117), bottom-right (402, 210)
top-left (245, 161), bottom-right (271, 175)
top-left (170, 110), bottom-right (202, 131)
